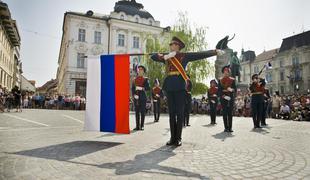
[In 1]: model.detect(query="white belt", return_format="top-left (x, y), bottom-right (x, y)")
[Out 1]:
top-left (136, 86), bottom-right (144, 91)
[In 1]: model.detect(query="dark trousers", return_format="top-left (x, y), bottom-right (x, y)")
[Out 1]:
top-left (167, 91), bottom-right (185, 142)
top-left (184, 102), bottom-right (191, 126)
top-left (251, 95), bottom-right (264, 127)
top-left (261, 101), bottom-right (268, 125)
top-left (134, 101), bottom-right (146, 129)
top-left (153, 101), bottom-right (160, 121)
top-left (221, 99), bottom-right (233, 130)
top-left (210, 102), bottom-right (217, 124)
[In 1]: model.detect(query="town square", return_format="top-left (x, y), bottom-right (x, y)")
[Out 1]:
top-left (1, 0), bottom-right (310, 179)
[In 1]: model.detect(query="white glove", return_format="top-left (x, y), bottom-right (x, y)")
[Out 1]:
top-left (227, 87), bottom-right (234, 92)
top-left (211, 100), bottom-right (216, 104)
top-left (213, 94), bottom-right (217, 97)
top-left (164, 51), bottom-right (176, 60)
top-left (134, 95), bottom-right (139, 99)
top-left (156, 94), bottom-right (160, 97)
top-left (216, 49), bottom-right (225, 56)
top-left (153, 100), bottom-right (157, 102)
top-left (224, 96), bottom-right (231, 101)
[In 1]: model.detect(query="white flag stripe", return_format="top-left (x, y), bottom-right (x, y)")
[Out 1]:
top-left (84, 57), bottom-right (101, 131)
top-left (4, 114), bottom-right (49, 127)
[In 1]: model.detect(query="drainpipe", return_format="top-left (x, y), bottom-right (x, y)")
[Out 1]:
top-left (107, 18), bottom-right (111, 54)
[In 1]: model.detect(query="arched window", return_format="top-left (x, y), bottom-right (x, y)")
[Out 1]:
top-left (149, 20), bottom-right (152, 25)
top-left (120, 14), bottom-right (124, 20)
top-left (135, 17), bottom-right (139, 23)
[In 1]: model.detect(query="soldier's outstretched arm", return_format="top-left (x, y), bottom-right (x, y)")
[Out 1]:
top-left (150, 53), bottom-right (165, 64)
top-left (184, 50), bottom-right (221, 62)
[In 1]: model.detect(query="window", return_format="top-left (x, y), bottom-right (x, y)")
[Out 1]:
top-left (254, 66), bottom-right (259, 73)
top-left (118, 34), bottom-right (125, 47)
top-left (279, 60), bottom-right (284, 67)
top-left (94, 31), bottom-right (101, 44)
top-left (120, 14), bottom-right (124, 20)
top-left (243, 69), bottom-right (246, 82)
top-left (280, 71), bottom-right (285, 81)
top-left (135, 17), bottom-right (139, 23)
top-left (292, 56), bottom-right (299, 66)
top-left (78, 29), bottom-right (86, 42)
top-left (280, 86), bottom-right (285, 94)
top-left (294, 69), bottom-right (302, 81)
top-left (266, 72), bottom-right (272, 82)
top-left (149, 20), bottom-right (153, 25)
top-left (133, 36), bottom-right (139, 48)
top-left (77, 53), bottom-right (85, 68)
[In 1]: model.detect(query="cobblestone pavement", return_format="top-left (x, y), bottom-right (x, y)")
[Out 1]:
top-left (1, 109), bottom-right (310, 180)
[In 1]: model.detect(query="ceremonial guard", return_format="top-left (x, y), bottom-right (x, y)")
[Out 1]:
top-left (218, 65), bottom-right (236, 132)
top-left (262, 87), bottom-right (270, 126)
top-left (152, 79), bottom-right (163, 122)
top-left (208, 79), bottom-right (218, 125)
top-left (184, 76), bottom-right (192, 127)
top-left (132, 65), bottom-right (150, 131)
top-left (151, 36), bottom-right (224, 146)
top-left (249, 74), bottom-right (266, 129)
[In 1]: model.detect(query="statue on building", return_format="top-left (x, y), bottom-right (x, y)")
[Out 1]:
top-left (216, 34), bottom-right (235, 50)
top-left (230, 51), bottom-right (241, 82)
top-left (215, 34), bottom-right (241, 82)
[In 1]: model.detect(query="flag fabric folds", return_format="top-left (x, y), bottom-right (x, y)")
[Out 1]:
top-left (85, 55), bottom-right (130, 134)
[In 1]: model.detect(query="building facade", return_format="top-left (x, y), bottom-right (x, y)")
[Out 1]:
top-left (56, 0), bottom-right (168, 97)
top-left (0, 1), bottom-right (21, 91)
top-left (239, 31), bottom-right (310, 95)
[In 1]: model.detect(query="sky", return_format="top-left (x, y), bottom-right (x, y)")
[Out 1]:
top-left (5, 0), bottom-right (310, 87)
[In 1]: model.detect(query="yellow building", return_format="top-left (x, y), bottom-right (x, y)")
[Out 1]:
top-left (0, 1), bottom-right (21, 91)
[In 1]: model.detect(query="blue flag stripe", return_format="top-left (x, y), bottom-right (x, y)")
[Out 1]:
top-left (100, 55), bottom-right (116, 132)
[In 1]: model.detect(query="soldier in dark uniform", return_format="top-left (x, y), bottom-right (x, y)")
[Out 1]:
top-left (184, 76), bottom-right (192, 127)
top-left (131, 65), bottom-right (150, 131)
top-left (249, 74), bottom-right (266, 129)
top-left (151, 36), bottom-right (224, 146)
top-left (262, 87), bottom-right (270, 126)
top-left (208, 79), bottom-right (218, 125)
top-left (218, 65), bottom-right (236, 132)
top-left (152, 79), bottom-right (163, 122)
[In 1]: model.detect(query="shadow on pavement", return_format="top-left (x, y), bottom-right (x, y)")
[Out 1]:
top-left (202, 124), bottom-right (217, 128)
top-left (66, 145), bottom-right (209, 179)
top-left (11, 141), bottom-right (122, 161)
top-left (212, 131), bottom-right (235, 141)
top-left (250, 128), bottom-right (270, 135)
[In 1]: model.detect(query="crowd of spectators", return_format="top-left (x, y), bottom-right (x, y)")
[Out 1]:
top-left (0, 85), bottom-right (86, 112)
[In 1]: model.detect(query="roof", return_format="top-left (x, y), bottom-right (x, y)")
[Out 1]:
top-left (255, 48), bottom-right (278, 62)
top-left (241, 50), bottom-right (256, 62)
top-left (0, 1), bottom-right (21, 46)
top-left (279, 30), bottom-right (310, 52)
top-left (65, 11), bottom-right (109, 21)
top-left (36, 79), bottom-right (57, 92)
top-left (114, 0), bottom-right (154, 19)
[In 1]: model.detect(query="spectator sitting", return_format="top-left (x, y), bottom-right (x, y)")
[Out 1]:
top-left (279, 102), bottom-right (290, 120)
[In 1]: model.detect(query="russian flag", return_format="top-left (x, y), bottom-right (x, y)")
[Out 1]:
top-left (85, 55), bottom-right (130, 134)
